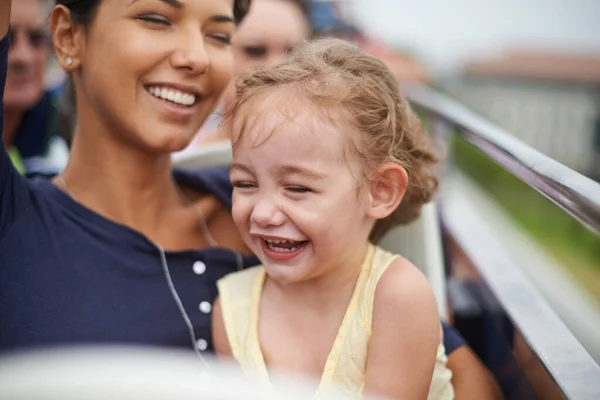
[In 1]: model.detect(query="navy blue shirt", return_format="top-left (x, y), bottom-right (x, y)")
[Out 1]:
top-left (0, 31), bottom-right (465, 357)
top-left (14, 89), bottom-right (69, 175)
top-left (0, 31), bottom-right (258, 354)
top-left (14, 91), bottom-right (57, 158)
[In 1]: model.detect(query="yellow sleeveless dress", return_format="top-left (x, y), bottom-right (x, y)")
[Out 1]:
top-left (217, 244), bottom-right (454, 399)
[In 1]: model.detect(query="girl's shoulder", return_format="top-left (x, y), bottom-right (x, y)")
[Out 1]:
top-left (372, 247), bottom-right (439, 323)
top-left (218, 264), bottom-right (264, 288)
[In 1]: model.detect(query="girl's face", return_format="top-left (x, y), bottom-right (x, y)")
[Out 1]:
top-left (63, 0), bottom-right (236, 152)
top-left (229, 96), bottom-right (376, 284)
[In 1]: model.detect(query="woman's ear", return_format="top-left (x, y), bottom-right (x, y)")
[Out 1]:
top-left (366, 163), bottom-right (408, 220)
top-left (50, 5), bottom-right (84, 71)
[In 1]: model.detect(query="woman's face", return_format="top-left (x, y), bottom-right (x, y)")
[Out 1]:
top-left (71, 0), bottom-right (236, 152)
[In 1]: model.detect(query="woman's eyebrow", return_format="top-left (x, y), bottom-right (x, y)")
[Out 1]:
top-left (129, 0), bottom-right (183, 9)
top-left (128, 0), bottom-right (235, 23)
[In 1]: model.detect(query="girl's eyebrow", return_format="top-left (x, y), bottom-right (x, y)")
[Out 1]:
top-left (278, 165), bottom-right (326, 180)
top-left (229, 162), bottom-right (252, 175)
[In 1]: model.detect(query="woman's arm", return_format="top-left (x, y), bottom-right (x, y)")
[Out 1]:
top-left (447, 345), bottom-right (504, 399)
top-left (0, 5), bottom-right (46, 242)
top-left (212, 297), bottom-right (233, 357)
top-left (0, 0), bottom-right (10, 37)
top-left (364, 258), bottom-right (441, 400)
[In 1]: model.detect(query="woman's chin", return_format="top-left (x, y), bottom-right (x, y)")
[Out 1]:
top-left (140, 131), bottom-right (197, 154)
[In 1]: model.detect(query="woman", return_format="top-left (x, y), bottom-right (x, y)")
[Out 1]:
top-left (0, 0), bottom-right (255, 356)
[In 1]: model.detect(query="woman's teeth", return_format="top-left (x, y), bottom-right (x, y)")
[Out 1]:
top-left (147, 86), bottom-right (196, 107)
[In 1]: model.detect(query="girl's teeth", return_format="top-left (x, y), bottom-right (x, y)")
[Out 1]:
top-left (266, 239), bottom-right (291, 244)
top-left (147, 86), bottom-right (196, 106)
top-left (266, 242), bottom-right (299, 253)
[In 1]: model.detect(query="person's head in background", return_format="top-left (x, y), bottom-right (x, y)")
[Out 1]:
top-left (4, 0), bottom-right (51, 144)
top-left (223, 0), bottom-right (311, 109)
top-left (232, 0), bottom-right (311, 73)
top-left (187, 0), bottom-right (310, 148)
top-left (187, 0), bottom-right (310, 147)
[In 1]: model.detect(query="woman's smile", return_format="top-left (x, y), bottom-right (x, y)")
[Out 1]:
top-left (143, 82), bottom-right (204, 119)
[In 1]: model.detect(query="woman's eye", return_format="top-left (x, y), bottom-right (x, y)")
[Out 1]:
top-left (286, 186), bottom-right (311, 194)
top-left (210, 33), bottom-right (232, 45)
top-left (138, 14), bottom-right (170, 26)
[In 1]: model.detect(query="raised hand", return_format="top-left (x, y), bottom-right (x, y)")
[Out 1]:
top-left (0, 0), bottom-right (10, 37)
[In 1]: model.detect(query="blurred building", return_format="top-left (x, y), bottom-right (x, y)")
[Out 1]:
top-left (445, 51), bottom-right (600, 176)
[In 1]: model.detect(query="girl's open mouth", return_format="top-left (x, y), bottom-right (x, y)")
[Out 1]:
top-left (261, 238), bottom-right (309, 261)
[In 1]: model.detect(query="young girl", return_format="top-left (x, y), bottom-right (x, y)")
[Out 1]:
top-left (212, 39), bottom-right (454, 399)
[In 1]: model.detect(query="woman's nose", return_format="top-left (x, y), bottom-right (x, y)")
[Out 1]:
top-left (170, 30), bottom-right (210, 74)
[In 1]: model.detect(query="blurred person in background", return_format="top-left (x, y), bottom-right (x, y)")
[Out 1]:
top-left (4, 0), bottom-right (68, 175)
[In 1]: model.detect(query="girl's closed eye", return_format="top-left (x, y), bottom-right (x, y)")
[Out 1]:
top-left (285, 185), bottom-right (311, 194)
top-left (232, 181), bottom-right (257, 189)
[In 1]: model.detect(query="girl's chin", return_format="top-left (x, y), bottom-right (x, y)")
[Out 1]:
top-left (263, 266), bottom-right (305, 285)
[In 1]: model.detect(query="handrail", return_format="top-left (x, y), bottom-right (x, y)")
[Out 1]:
top-left (406, 83), bottom-right (600, 398)
top-left (402, 83), bottom-right (600, 236)
top-left (442, 174), bottom-right (600, 399)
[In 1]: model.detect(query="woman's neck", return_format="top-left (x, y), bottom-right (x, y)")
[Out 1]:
top-left (61, 119), bottom-right (184, 241)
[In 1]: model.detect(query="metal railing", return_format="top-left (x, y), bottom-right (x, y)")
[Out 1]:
top-left (404, 84), bottom-right (600, 236)
top-left (404, 83), bottom-right (600, 400)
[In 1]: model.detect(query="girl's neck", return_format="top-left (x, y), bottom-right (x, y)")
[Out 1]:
top-left (266, 242), bottom-right (371, 310)
top-left (61, 118), bottom-right (184, 241)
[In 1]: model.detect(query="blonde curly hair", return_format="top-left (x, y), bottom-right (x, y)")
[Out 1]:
top-left (223, 38), bottom-right (440, 243)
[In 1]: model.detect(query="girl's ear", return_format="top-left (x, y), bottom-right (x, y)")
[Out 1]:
top-left (366, 163), bottom-right (408, 220)
top-left (50, 5), bottom-right (85, 71)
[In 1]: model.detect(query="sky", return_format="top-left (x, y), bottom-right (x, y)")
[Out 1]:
top-left (348, 0), bottom-right (600, 73)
